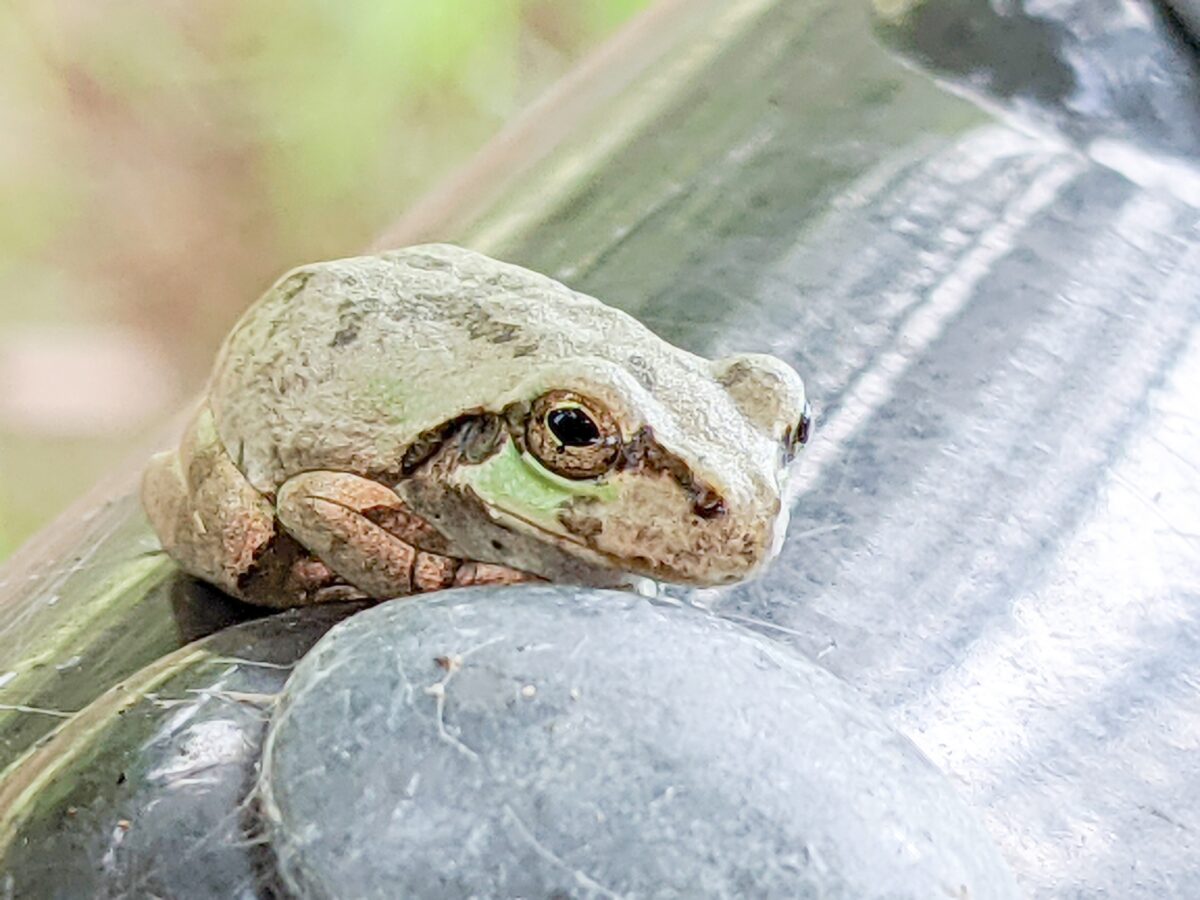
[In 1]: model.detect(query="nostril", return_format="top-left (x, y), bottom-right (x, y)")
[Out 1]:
top-left (797, 401), bottom-right (812, 446)
top-left (781, 402), bottom-right (813, 464)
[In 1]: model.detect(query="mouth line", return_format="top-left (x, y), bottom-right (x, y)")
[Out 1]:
top-left (485, 502), bottom-right (617, 561)
top-left (485, 502), bottom-right (748, 587)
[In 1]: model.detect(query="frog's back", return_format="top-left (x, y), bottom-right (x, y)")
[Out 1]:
top-left (208, 245), bottom-right (712, 492)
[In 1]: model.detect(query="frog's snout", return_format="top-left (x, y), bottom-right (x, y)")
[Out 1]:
top-left (559, 468), bottom-right (784, 587)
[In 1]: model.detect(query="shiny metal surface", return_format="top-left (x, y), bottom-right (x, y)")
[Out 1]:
top-left (720, 132), bottom-right (1200, 898)
top-left (469, 2), bottom-right (1200, 895)
top-left (1163, 0), bottom-right (1200, 43)
top-left (1, 0), bottom-right (1198, 895)
top-left (0, 605), bottom-right (355, 898)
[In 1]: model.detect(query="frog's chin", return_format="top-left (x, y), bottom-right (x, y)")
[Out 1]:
top-left (478, 503), bottom-right (647, 587)
top-left (485, 499), bottom-right (774, 590)
top-left (487, 511), bottom-right (662, 598)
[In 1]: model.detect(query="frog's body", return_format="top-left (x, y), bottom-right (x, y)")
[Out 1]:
top-left (143, 244), bottom-right (811, 607)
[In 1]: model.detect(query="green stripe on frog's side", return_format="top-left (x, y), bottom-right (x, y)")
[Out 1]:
top-left (466, 440), bottom-right (617, 527)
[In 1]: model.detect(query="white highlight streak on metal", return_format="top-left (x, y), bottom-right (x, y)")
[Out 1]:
top-left (788, 152), bottom-right (1083, 502)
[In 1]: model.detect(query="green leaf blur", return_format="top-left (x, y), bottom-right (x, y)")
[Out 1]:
top-left (0, 1), bottom-right (650, 561)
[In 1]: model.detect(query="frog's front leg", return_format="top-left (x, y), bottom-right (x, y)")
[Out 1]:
top-left (275, 472), bottom-right (535, 599)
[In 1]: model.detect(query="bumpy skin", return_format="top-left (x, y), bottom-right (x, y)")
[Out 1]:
top-left (143, 244), bottom-right (811, 608)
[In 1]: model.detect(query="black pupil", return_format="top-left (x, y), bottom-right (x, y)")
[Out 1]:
top-left (546, 407), bottom-right (600, 447)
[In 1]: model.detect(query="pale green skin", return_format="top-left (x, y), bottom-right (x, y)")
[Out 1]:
top-left (143, 244), bottom-right (810, 607)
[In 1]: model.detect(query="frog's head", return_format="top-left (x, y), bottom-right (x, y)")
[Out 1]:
top-left (399, 350), bottom-right (811, 589)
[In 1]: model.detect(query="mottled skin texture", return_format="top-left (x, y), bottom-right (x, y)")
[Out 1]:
top-left (143, 245), bottom-right (811, 608)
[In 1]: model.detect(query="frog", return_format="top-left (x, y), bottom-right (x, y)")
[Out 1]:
top-left (142, 244), bottom-right (812, 608)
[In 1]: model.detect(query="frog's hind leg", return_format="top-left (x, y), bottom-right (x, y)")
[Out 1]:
top-left (143, 407), bottom-right (357, 607)
top-left (275, 471), bottom-right (537, 600)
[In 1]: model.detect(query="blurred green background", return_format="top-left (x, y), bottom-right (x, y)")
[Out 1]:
top-left (0, 0), bottom-right (650, 560)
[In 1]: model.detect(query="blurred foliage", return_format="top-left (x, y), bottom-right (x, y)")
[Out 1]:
top-left (0, 0), bottom-right (650, 560)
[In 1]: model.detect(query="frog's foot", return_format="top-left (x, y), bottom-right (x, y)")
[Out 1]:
top-left (275, 471), bottom-right (538, 600)
top-left (452, 562), bottom-right (538, 587)
top-left (234, 535), bottom-right (369, 607)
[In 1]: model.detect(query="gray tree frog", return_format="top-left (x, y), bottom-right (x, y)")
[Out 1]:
top-left (143, 244), bottom-right (811, 607)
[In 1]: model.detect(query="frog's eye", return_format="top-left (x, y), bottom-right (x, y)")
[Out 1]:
top-left (526, 391), bottom-right (621, 480)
